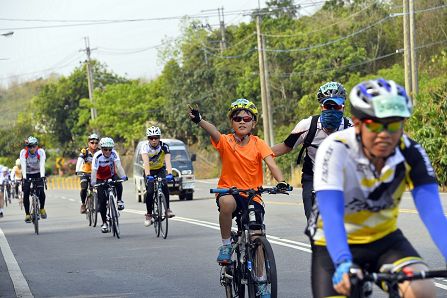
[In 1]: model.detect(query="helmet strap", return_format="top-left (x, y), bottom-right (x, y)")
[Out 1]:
top-left (233, 132), bottom-right (250, 144)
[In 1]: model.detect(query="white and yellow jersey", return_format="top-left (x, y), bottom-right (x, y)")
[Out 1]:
top-left (310, 127), bottom-right (437, 245)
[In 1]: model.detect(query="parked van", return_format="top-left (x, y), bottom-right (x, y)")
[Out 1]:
top-left (133, 139), bottom-right (196, 202)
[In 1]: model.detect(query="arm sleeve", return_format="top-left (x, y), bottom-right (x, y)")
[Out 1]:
top-left (20, 151), bottom-right (27, 179)
top-left (39, 149), bottom-right (46, 177)
top-left (75, 157), bottom-right (84, 173)
top-left (412, 183), bottom-right (447, 261)
top-left (114, 160), bottom-right (126, 178)
top-left (316, 190), bottom-right (352, 265)
top-left (90, 156), bottom-right (98, 185)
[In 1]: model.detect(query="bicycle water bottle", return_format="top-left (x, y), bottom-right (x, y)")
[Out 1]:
top-left (248, 203), bottom-right (256, 226)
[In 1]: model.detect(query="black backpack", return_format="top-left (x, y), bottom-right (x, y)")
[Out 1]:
top-left (296, 115), bottom-right (350, 165)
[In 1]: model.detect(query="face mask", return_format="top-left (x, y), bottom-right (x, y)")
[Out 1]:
top-left (321, 110), bottom-right (343, 130)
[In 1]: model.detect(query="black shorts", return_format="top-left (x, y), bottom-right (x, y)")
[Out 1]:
top-left (216, 193), bottom-right (265, 227)
top-left (311, 229), bottom-right (424, 298)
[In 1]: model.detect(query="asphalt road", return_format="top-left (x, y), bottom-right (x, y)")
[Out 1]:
top-left (0, 179), bottom-right (446, 298)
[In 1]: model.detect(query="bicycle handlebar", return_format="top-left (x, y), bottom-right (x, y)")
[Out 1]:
top-left (94, 179), bottom-right (126, 188)
top-left (361, 269), bottom-right (447, 283)
top-left (210, 186), bottom-right (293, 196)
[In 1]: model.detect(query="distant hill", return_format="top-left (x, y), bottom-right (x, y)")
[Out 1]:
top-left (0, 78), bottom-right (52, 126)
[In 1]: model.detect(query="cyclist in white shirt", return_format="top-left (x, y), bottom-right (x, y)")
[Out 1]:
top-left (20, 136), bottom-right (47, 223)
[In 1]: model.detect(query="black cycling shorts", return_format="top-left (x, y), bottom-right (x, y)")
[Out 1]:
top-left (216, 193), bottom-right (265, 226)
top-left (311, 229), bottom-right (424, 298)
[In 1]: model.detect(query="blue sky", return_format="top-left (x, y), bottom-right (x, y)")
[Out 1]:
top-left (0, 0), bottom-right (320, 86)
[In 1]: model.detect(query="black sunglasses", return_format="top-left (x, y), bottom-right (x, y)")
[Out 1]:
top-left (89, 141), bottom-right (99, 144)
top-left (232, 116), bottom-right (253, 123)
top-left (148, 136), bottom-right (160, 140)
top-left (322, 103), bottom-right (344, 110)
top-left (102, 148), bottom-right (112, 152)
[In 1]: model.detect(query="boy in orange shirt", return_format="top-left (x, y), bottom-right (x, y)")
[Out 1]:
top-left (188, 98), bottom-right (289, 265)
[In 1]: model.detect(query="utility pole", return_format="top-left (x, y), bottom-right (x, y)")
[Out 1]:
top-left (81, 37), bottom-right (97, 120)
top-left (402, 0), bottom-right (412, 97)
top-left (262, 36), bottom-right (275, 145)
top-left (218, 7), bottom-right (227, 53)
top-left (409, 0), bottom-right (418, 97)
top-left (256, 12), bottom-right (271, 147)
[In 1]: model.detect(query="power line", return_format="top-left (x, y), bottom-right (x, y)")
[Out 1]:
top-left (271, 39), bottom-right (447, 78)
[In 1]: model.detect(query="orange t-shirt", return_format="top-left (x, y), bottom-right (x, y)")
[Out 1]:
top-left (211, 134), bottom-right (273, 202)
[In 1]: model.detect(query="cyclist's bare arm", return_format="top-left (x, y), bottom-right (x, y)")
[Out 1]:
top-left (264, 155), bottom-right (285, 182)
top-left (197, 119), bottom-right (221, 143)
top-left (141, 153), bottom-right (151, 176)
top-left (271, 143), bottom-right (293, 157)
top-left (164, 153), bottom-right (173, 174)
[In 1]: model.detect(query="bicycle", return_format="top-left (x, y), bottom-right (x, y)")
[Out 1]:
top-left (150, 176), bottom-right (169, 239)
top-left (210, 186), bottom-right (292, 298)
top-left (27, 177), bottom-right (46, 235)
top-left (16, 180), bottom-right (23, 210)
top-left (94, 179), bottom-right (125, 239)
top-left (78, 174), bottom-right (98, 227)
top-left (349, 264), bottom-right (447, 298)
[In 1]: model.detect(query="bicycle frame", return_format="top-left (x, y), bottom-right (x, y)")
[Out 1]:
top-left (151, 176), bottom-right (168, 239)
top-left (94, 179), bottom-right (124, 238)
top-left (27, 178), bottom-right (46, 235)
top-left (211, 186), bottom-right (292, 298)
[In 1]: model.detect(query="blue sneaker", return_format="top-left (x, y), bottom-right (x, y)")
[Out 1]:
top-left (257, 283), bottom-right (271, 298)
top-left (216, 244), bottom-right (232, 265)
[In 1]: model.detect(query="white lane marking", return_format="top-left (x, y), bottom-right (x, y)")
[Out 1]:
top-left (124, 209), bottom-right (447, 289)
top-left (0, 228), bottom-right (33, 297)
top-left (124, 210), bottom-right (311, 253)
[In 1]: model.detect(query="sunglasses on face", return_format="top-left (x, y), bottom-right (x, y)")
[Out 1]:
top-left (89, 141), bottom-right (98, 145)
top-left (322, 103), bottom-right (344, 111)
top-left (363, 119), bottom-right (403, 134)
top-left (232, 116), bottom-right (253, 123)
top-left (102, 148), bottom-right (112, 152)
top-left (27, 145), bottom-right (37, 148)
top-left (148, 136), bottom-right (160, 140)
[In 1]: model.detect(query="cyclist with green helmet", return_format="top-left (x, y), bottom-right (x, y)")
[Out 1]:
top-left (272, 82), bottom-right (351, 220)
top-left (75, 133), bottom-right (100, 214)
top-left (311, 79), bottom-right (447, 297)
top-left (188, 98), bottom-right (290, 298)
top-left (20, 136), bottom-right (47, 223)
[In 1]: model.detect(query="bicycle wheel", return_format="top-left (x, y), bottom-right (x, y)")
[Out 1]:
top-left (4, 190), bottom-right (8, 207)
top-left (152, 191), bottom-right (161, 237)
top-left (248, 237), bottom-right (277, 298)
top-left (32, 196), bottom-right (39, 235)
top-left (109, 193), bottom-right (120, 239)
top-left (86, 193), bottom-right (93, 226)
top-left (18, 185), bottom-right (23, 210)
top-left (93, 192), bottom-right (98, 227)
top-left (159, 192), bottom-right (168, 239)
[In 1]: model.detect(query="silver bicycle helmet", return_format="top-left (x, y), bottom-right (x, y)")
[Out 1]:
top-left (146, 126), bottom-right (161, 137)
top-left (350, 78), bottom-right (412, 119)
top-left (99, 137), bottom-right (115, 148)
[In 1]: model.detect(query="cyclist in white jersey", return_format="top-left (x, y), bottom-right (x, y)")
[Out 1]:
top-left (311, 79), bottom-right (447, 298)
top-left (0, 166), bottom-right (11, 217)
top-left (11, 159), bottom-right (23, 198)
top-left (272, 82), bottom-right (351, 220)
top-left (20, 136), bottom-right (47, 223)
top-left (91, 137), bottom-right (127, 233)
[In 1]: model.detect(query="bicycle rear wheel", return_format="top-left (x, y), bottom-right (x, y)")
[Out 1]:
top-left (109, 193), bottom-right (120, 239)
top-left (153, 192), bottom-right (161, 237)
top-left (248, 237), bottom-right (277, 298)
top-left (93, 192), bottom-right (98, 227)
top-left (32, 196), bottom-right (39, 235)
top-left (159, 193), bottom-right (168, 239)
top-left (86, 193), bottom-right (93, 226)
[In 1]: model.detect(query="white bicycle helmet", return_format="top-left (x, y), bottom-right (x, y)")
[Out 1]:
top-left (146, 126), bottom-right (161, 137)
top-left (26, 136), bottom-right (38, 146)
top-left (99, 137), bottom-right (115, 148)
top-left (317, 81), bottom-right (346, 104)
top-left (350, 78), bottom-right (412, 120)
top-left (15, 159), bottom-right (21, 166)
top-left (88, 133), bottom-right (99, 141)
top-left (2, 167), bottom-right (8, 172)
